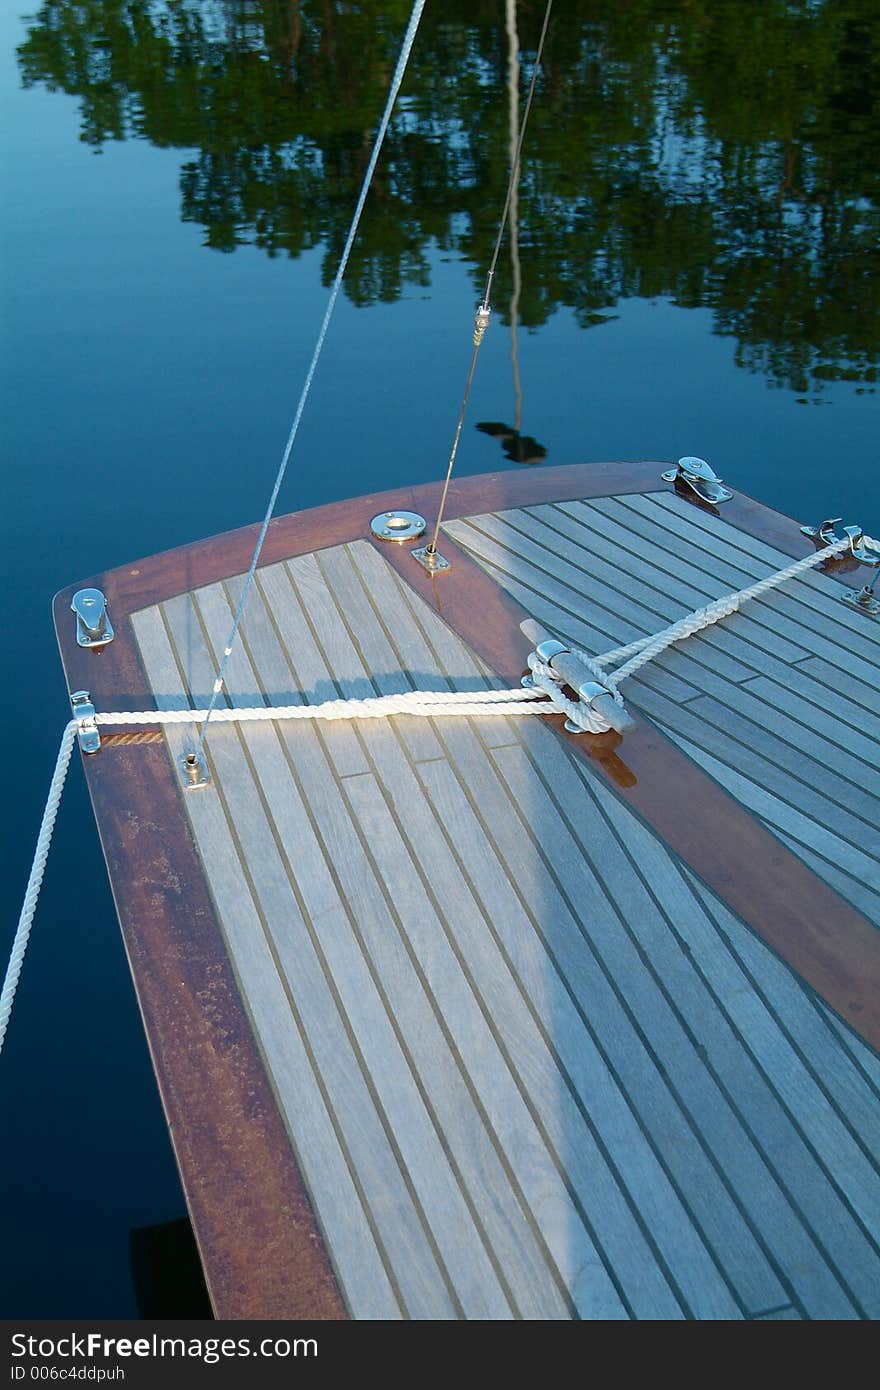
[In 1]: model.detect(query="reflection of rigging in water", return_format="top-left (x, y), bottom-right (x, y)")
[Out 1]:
top-left (477, 0), bottom-right (547, 467)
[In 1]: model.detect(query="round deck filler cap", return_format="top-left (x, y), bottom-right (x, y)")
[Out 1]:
top-left (370, 509), bottom-right (427, 542)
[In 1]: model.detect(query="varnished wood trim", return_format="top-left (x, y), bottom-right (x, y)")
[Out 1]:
top-left (53, 600), bottom-right (347, 1321)
top-left (55, 462), bottom-right (864, 633)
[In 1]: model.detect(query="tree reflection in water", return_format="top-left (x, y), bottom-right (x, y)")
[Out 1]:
top-left (17, 0), bottom-right (880, 400)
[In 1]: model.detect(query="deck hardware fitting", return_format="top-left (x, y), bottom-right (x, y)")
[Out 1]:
top-left (800, 520), bottom-right (880, 568)
top-left (841, 525), bottom-right (880, 567)
top-left (182, 750), bottom-right (210, 789)
top-left (841, 558), bottom-right (880, 617)
top-left (841, 584), bottom-right (880, 618)
top-left (661, 456), bottom-right (733, 505)
top-left (520, 623), bottom-right (636, 736)
top-left (70, 691), bottom-right (101, 754)
top-left (411, 543), bottom-right (451, 575)
top-left (181, 750), bottom-right (211, 789)
top-left (800, 517), bottom-right (844, 546)
top-left (369, 510), bottom-right (426, 543)
top-left (71, 588), bottom-right (114, 649)
top-left (564, 681), bottom-right (623, 735)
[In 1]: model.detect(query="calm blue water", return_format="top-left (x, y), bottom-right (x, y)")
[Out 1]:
top-left (2, 1), bottom-right (878, 1317)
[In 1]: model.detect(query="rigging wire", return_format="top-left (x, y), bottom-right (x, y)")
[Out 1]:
top-left (195, 0), bottom-right (427, 755)
top-left (423, 0), bottom-right (554, 562)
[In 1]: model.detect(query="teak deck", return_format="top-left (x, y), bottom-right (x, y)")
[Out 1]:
top-left (54, 462), bottom-right (880, 1320)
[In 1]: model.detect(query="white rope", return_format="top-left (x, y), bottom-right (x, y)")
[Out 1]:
top-left (0, 721), bottom-right (77, 1059)
top-left (95, 686), bottom-right (553, 726)
top-left (587, 536), bottom-right (853, 689)
top-left (196, 0), bottom-right (427, 753)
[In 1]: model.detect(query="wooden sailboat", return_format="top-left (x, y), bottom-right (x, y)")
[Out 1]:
top-left (53, 460), bottom-right (880, 1319)
top-left (44, 0), bottom-right (880, 1322)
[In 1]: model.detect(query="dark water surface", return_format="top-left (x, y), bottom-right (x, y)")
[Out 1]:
top-left (2, 0), bottom-right (878, 1316)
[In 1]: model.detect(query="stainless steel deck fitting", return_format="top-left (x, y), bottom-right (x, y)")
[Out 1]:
top-left (71, 589), bottom-right (114, 649)
top-left (661, 456), bottom-right (733, 505)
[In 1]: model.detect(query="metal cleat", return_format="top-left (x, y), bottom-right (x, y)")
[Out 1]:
top-left (799, 517), bottom-right (843, 546)
top-left (520, 619), bottom-right (636, 735)
top-left (661, 457), bottom-right (733, 505)
top-left (71, 588), bottom-right (114, 649)
top-left (842, 525), bottom-right (880, 567)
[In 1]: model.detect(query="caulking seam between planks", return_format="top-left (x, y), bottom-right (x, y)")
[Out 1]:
top-left (813, 1001), bottom-right (880, 1096)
